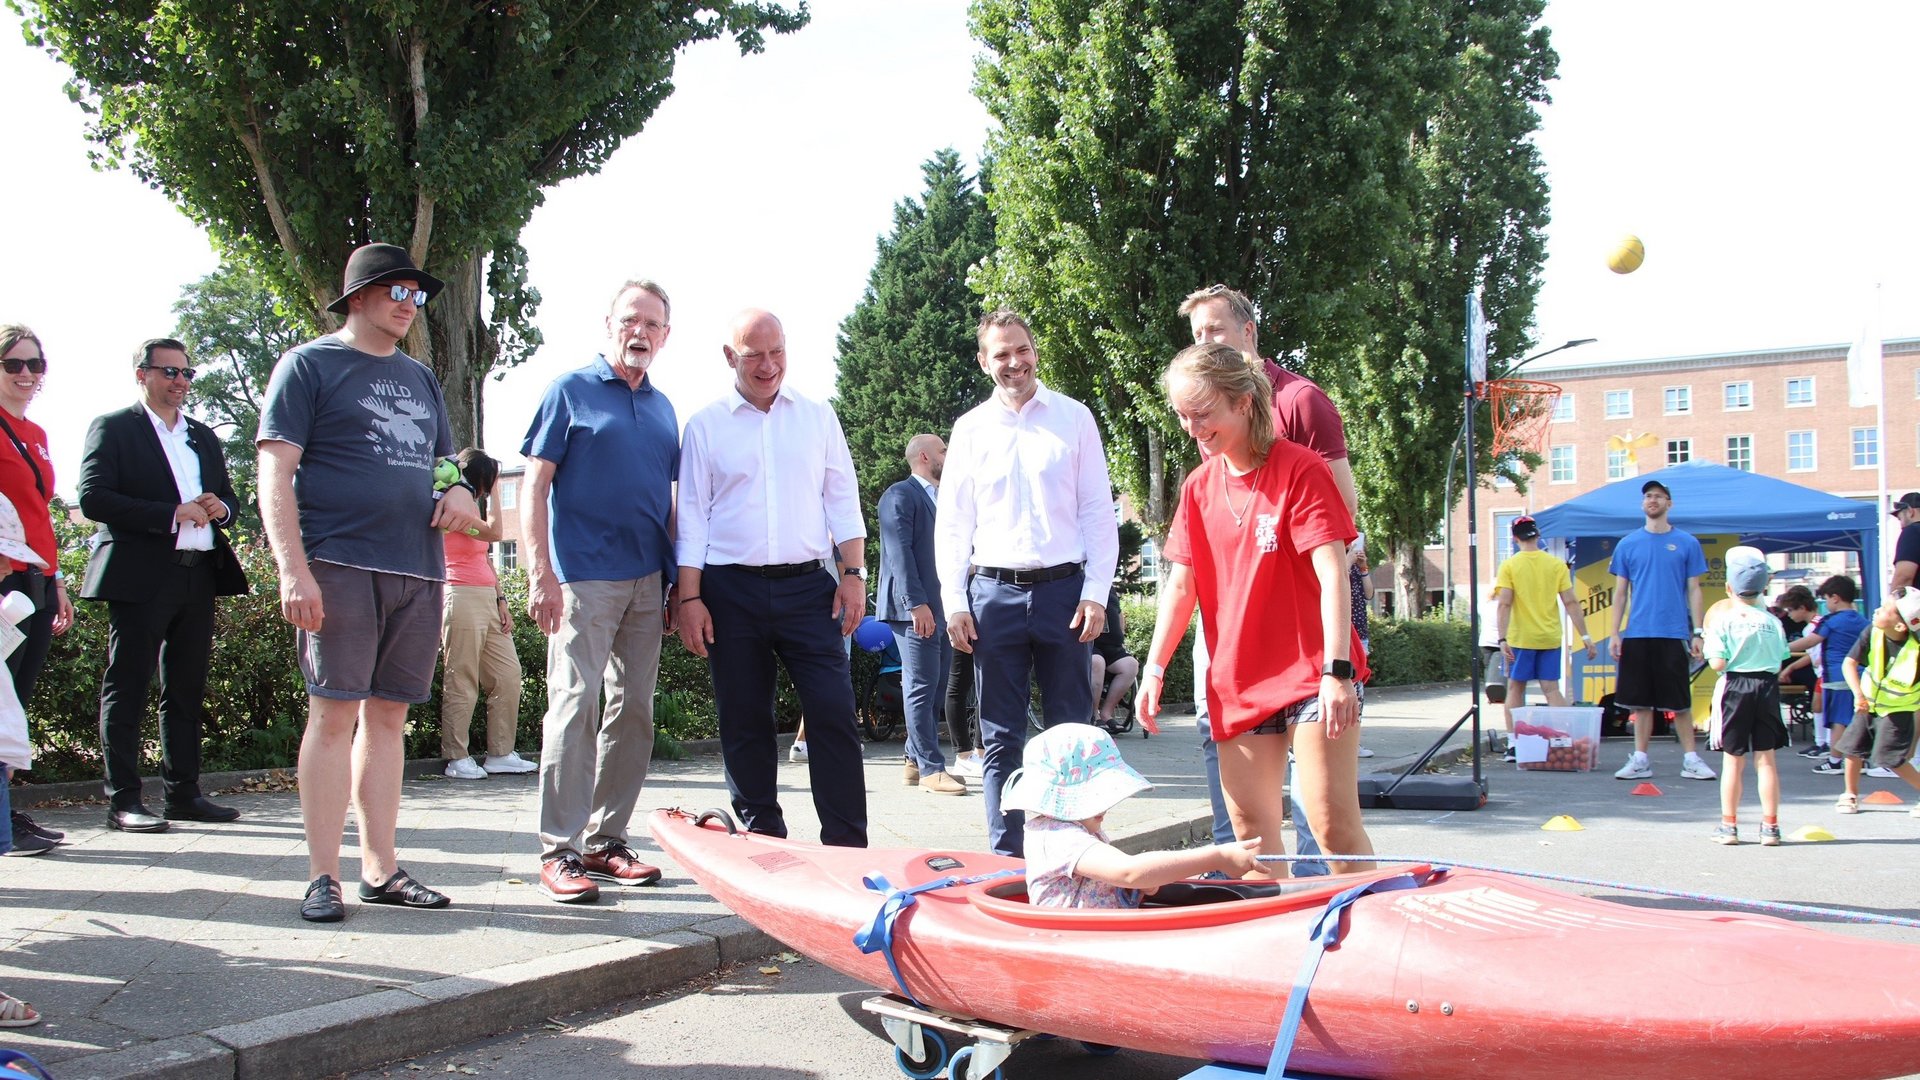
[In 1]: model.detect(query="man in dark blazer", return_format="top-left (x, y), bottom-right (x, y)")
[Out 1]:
top-left (878, 434), bottom-right (962, 795)
top-left (77, 338), bottom-right (249, 832)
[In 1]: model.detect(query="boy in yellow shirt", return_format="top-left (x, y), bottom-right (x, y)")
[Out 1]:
top-left (1494, 517), bottom-right (1596, 761)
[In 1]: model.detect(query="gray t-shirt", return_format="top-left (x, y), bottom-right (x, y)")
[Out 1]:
top-left (257, 336), bottom-right (454, 579)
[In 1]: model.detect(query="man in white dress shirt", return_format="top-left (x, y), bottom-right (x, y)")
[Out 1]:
top-left (676, 309), bottom-right (869, 847)
top-left (936, 310), bottom-right (1119, 857)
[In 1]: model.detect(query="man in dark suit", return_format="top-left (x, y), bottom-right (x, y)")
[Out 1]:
top-left (878, 434), bottom-right (961, 795)
top-left (78, 338), bottom-right (249, 832)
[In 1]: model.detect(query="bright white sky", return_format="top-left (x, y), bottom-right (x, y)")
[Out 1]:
top-left (1, 0), bottom-right (1914, 496)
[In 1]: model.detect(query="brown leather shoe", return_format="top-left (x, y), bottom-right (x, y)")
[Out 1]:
top-left (903, 759), bottom-right (920, 786)
top-left (538, 854), bottom-right (601, 903)
top-left (580, 843), bottom-right (662, 886)
top-left (919, 771), bottom-right (966, 796)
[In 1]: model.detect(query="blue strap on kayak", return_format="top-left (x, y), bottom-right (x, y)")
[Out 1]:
top-left (854, 869), bottom-right (1021, 1006)
top-left (1264, 868), bottom-right (1448, 1080)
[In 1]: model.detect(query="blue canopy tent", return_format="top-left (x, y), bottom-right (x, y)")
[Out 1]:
top-left (1531, 460), bottom-right (1883, 605)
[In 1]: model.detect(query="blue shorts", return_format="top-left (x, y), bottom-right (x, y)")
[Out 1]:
top-left (1508, 647), bottom-right (1561, 684)
top-left (1821, 686), bottom-right (1855, 728)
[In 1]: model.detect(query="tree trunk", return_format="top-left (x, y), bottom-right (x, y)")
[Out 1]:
top-left (1394, 543), bottom-right (1429, 619)
top-left (1145, 424), bottom-right (1166, 542)
top-left (425, 250), bottom-right (493, 449)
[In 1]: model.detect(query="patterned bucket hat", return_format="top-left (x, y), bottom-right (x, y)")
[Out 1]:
top-left (1001, 723), bottom-right (1152, 821)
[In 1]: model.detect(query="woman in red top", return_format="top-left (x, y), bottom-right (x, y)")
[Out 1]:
top-left (1, 325), bottom-right (74, 859)
top-left (1136, 342), bottom-right (1374, 874)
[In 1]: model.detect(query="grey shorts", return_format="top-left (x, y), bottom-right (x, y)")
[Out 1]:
top-left (297, 562), bottom-right (445, 703)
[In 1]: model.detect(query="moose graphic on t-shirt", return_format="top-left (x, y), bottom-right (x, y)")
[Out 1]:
top-left (359, 395), bottom-right (432, 451)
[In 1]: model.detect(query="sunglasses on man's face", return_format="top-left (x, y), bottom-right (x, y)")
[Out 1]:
top-left (140, 364), bottom-right (197, 382)
top-left (1, 358), bottom-right (47, 375)
top-left (383, 284), bottom-right (430, 307)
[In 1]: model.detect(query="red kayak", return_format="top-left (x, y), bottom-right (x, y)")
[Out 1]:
top-left (650, 808), bottom-right (1920, 1080)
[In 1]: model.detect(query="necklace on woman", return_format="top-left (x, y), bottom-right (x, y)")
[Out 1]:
top-left (1222, 460), bottom-right (1261, 527)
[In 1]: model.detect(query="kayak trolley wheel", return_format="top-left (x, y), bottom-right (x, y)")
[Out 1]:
top-left (1080, 1041), bottom-right (1120, 1056)
top-left (692, 808), bottom-right (738, 834)
top-left (892, 1026), bottom-right (948, 1079)
top-left (945, 1045), bottom-right (1005, 1080)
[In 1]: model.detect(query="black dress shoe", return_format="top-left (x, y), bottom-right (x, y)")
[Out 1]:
top-left (107, 805), bottom-right (170, 833)
top-left (166, 796), bottom-right (241, 823)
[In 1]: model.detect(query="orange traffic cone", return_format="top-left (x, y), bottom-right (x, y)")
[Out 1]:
top-left (1863, 790), bottom-right (1904, 806)
top-left (1630, 782), bottom-right (1663, 797)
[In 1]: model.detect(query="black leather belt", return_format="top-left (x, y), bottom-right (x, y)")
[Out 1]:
top-left (731, 560), bottom-right (826, 580)
top-left (974, 562), bottom-right (1081, 586)
top-left (172, 549), bottom-right (210, 567)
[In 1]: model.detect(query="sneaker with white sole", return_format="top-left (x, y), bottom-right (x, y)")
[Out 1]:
top-left (1759, 823), bottom-right (1782, 846)
top-left (1680, 753), bottom-right (1717, 781)
top-left (789, 741), bottom-right (808, 763)
top-left (1356, 746), bottom-right (1375, 758)
top-left (444, 757), bottom-right (488, 780)
top-left (483, 751), bottom-right (538, 774)
top-left (1796, 744), bottom-right (1826, 758)
top-left (1812, 758), bottom-right (1847, 775)
top-left (950, 753), bottom-right (983, 780)
top-left (1711, 823), bottom-right (1739, 845)
top-left (1864, 765), bottom-right (1899, 779)
top-left (1613, 751), bottom-right (1652, 780)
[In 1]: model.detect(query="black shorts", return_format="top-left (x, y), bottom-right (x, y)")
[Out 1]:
top-left (1835, 710), bottom-right (1916, 769)
top-left (1613, 637), bottom-right (1693, 712)
top-left (1710, 671), bottom-right (1788, 756)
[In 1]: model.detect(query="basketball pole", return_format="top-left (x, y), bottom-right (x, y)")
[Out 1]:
top-left (1463, 291), bottom-right (1486, 792)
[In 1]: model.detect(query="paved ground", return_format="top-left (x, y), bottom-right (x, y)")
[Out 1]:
top-left (4, 684), bottom-right (1918, 1079)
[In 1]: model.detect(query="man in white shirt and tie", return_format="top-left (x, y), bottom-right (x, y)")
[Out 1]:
top-left (676, 309), bottom-right (870, 847)
top-left (937, 310), bottom-right (1120, 857)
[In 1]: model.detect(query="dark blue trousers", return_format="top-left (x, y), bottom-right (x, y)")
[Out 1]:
top-left (889, 620), bottom-right (951, 775)
top-left (705, 565), bottom-right (867, 847)
top-left (969, 572), bottom-right (1094, 856)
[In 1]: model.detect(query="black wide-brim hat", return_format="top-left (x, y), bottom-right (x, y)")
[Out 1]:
top-left (327, 243), bottom-right (446, 315)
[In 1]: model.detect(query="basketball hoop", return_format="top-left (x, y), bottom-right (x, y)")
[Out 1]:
top-left (1482, 378), bottom-right (1563, 458)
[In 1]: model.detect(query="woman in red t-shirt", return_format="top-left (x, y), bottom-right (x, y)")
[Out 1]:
top-left (1136, 342), bottom-right (1374, 874)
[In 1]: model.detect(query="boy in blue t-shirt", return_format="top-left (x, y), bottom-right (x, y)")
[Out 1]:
top-left (1789, 575), bottom-right (1866, 774)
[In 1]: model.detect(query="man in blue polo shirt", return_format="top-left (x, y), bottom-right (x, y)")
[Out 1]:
top-left (520, 280), bottom-right (680, 903)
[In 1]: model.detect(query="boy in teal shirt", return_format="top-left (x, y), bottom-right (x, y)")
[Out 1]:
top-left (1701, 553), bottom-right (1791, 846)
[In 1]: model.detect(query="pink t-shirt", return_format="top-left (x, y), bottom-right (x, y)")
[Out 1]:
top-left (1161, 439), bottom-right (1366, 739)
top-left (442, 531), bottom-right (497, 589)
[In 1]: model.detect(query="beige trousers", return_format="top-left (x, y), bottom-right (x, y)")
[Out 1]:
top-left (439, 585), bottom-right (523, 759)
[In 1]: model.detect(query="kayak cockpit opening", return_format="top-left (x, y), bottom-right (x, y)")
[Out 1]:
top-left (967, 865), bottom-right (1432, 930)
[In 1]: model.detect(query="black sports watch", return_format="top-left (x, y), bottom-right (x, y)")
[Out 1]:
top-left (1322, 659), bottom-right (1354, 680)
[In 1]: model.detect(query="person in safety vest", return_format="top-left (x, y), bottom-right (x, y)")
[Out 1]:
top-left (1834, 587), bottom-right (1920, 816)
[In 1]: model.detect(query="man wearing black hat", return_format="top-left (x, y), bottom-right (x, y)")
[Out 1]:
top-left (1493, 515), bottom-right (1595, 762)
top-left (1887, 492), bottom-right (1920, 593)
top-left (1608, 478), bottom-right (1716, 782)
top-left (258, 242), bottom-right (483, 923)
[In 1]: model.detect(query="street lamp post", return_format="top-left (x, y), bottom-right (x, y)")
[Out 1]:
top-left (1440, 338), bottom-right (1597, 618)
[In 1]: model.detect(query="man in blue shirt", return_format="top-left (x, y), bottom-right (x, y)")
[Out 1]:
top-left (520, 280), bottom-right (680, 903)
top-left (1608, 479), bottom-right (1717, 782)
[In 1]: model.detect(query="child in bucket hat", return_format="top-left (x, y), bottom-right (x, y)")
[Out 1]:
top-left (1005, 724), bottom-right (1270, 908)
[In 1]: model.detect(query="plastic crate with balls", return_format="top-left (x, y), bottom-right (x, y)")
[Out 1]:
top-left (1512, 706), bottom-right (1602, 772)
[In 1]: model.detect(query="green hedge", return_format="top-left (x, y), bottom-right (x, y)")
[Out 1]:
top-left (1363, 612), bottom-right (1473, 686)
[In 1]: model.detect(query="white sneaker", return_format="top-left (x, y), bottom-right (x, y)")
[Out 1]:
top-left (483, 751), bottom-right (538, 775)
top-left (950, 752), bottom-right (984, 780)
top-left (1680, 753), bottom-right (1717, 781)
top-left (789, 741), bottom-right (808, 763)
top-left (444, 757), bottom-right (488, 780)
top-left (1356, 746), bottom-right (1375, 758)
top-left (1864, 765), bottom-right (1899, 779)
top-left (1614, 752), bottom-right (1652, 780)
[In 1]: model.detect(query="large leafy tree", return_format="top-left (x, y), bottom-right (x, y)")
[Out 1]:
top-left (969, 0), bottom-right (1437, 536)
top-left (16, 0), bottom-right (807, 446)
top-left (169, 263), bottom-right (314, 530)
top-left (833, 149), bottom-right (995, 536)
top-left (1337, 0), bottom-right (1556, 612)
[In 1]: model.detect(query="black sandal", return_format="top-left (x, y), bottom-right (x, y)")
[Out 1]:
top-left (357, 868), bottom-right (451, 909)
top-left (301, 875), bottom-right (345, 922)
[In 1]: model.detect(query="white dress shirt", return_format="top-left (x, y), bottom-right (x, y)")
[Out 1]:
top-left (144, 405), bottom-right (218, 552)
top-left (677, 384), bottom-right (866, 568)
top-left (936, 383), bottom-right (1118, 612)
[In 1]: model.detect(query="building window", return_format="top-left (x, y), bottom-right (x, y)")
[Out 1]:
top-left (1551, 394), bottom-right (1574, 423)
top-left (1723, 381), bottom-right (1752, 411)
top-left (1666, 439), bottom-right (1692, 465)
top-left (499, 480), bottom-right (517, 511)
top-left (1549, 445), bottom-right (1575, 484)
top-left (1726, 434), bottom-right (1753, 472)
top-left (1789, 551), bottom-right (1826, 569)
top-left (1786, 430), bottom-right (1816, 472)
top-left (496, 540), bottom-right (518, 571)
top-left (1852, 427), bottom-right (1879, 469)
top-left (1139, 538), bottom-right (1160, 582)
top-left (1785, 376), bottom-right (1815, 407)
top-left (1606, 448), bottom-right (1636, 480)
top-left (1662, 386), bottom-right (1691, 415)
top-left (1492, 511), bottom-right (1521, 568)
top-left (1914, 370), bottom-right (1920, 398)
top-left (1604, 389), bottom-right (1632, 419)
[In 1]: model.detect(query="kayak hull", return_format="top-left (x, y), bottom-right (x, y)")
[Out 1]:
top-left (650, 808), bottom-right (1920, 1080)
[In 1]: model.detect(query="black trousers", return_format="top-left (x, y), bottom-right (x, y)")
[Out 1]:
top-left (1, 569), bottom-right (56, 703)
top-left (704, 565), bottom-right (867, 847)
top-left (98, 560), bottom-right (217, 808)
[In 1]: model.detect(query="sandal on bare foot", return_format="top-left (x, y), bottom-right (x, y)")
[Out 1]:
top-left (1835, 793), bottom-right (1859, 814)
top-left (0, 991), bottom-right (41, 1028)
